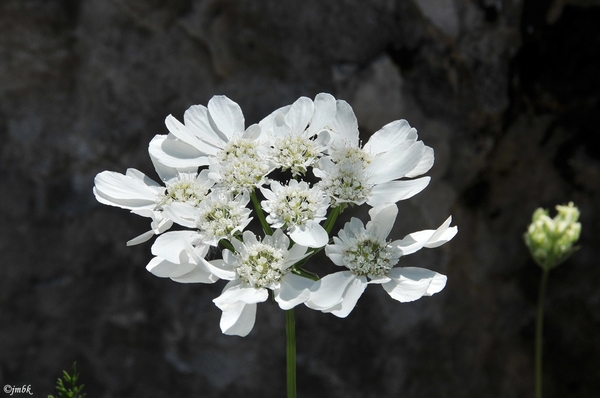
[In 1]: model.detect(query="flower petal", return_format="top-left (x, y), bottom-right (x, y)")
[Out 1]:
top-left (307, 93), bottom-right (336, 137)
top-left (171, 266), bottom-right (219, 284)
top-left (382, 267), bottom-right (447, 302)
top-left (165, 114), bottom-right (218, 156)
top-left (148, 134), bottom-right (209, 168)
top-left (392, 216), bottom-right (458, 255)
top-left (274, 273), bottom-right (313, 310)
top-left (93, 170), bottom-right (159, 209)
top-left (151, 230), bottom-right (199, 264)
top-left (216, 301), bottom-right (257, 337)
top-left (405, 145), bottom-right (434, 177)
top-left (367, 177), bottom-right (431, 207)
top-left (285, 96), bottom-right (314, 134)
top-left (207, 95), bottom-right (245, 139)
top-left (184, 104), bottom-right (227, 147)
top-left (325, 275), bottom-right (368, 318)
top-left (328, 100), bottom-right (359, 148)
top-left (162, 202), bottom-right (199, 229)
top-left (288, 221), bottom-right (329, 248)
top-left (366, 141), bottom-right (425, 184)
top-left (214, 280), bottom-right (269, 306)
top-left (306, 271), bottom-right (356, 310)
top-left (367, 204), bottom-right (398, 241)
top-left (126, 230), bottom-right (156, 246)
top-left (363, 119), bottom-right (417, 155)
top-left (202, 258), bottom-right (236, 280)
top-left (146, 257), bottom-right (194, 278)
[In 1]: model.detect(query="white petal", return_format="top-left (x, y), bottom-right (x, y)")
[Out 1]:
top-left (148, 134), bottom-right (209, 168)
top-left (367, 177), bottom-right (431, 207)
top-left (258, 104), bottom-right (291, 134)
top-left (214, 280), bottom-right (269, 306)
top-left (288, 221), bottom-right (329, 248)
top-left (307, 93), bottom-right (336, 137)
top-left (125, 168), bottom-right (162, 187)
top-left (93, 171), bottom-right (158, 209)
top-left (165, 114), bottom-right (217, 155)
top-left (405, 146), bottom-right (434, 177)
top-left (243, 123), bottom-right (262, 140)
top-left (285, 242), bottom-right (310, 265)
top-left (306, 271), bottom-right (355, 310)
top-left (217, 301), bottom-right (257, 337)
top-left (162, 202), bottom-right (199, 229)
top-left (146, 257), bottom-right (191, 278)
top-left (425, 216), bottom-right (458, 248)
top-left (126, 230), bottom-right (155, 246)
top-left (171, 266), bottom-right (219, 284)
top-left (366, 141), bottom-right (425, 184)
top-left (149, 154), bottom-right (180, 182)
top-left (201, 258), bottom-right (236, 280)
top-left (363, 119), bottom-right (417, 154)
top-left (393, 216), bottom-right (457, 255)
top-left (367, 204), bottom-right (398, 240)
top-left (183, 104), bottom-right (227, 147)
top-left (324, 244), bottom-right (345, 266)
top-left (285, 96), bottom-right (314, 134)
top-left (207, 95), bottom-right (245, 139)
top-left (325, 275), bottom-right (368, 318)
top-left (382, 267), bottom-right (447, 302)
top-left (151, 230), bottom-right (199, 264)
top-left (274, 273), bottom-right (313, 310)
top-left (329, 100), bottom-right (359, 148)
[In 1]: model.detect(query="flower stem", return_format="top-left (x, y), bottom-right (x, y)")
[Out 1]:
top-left (535, 268), bottom-right (549, 398)
top-left (250, 190), bottom-right (273, 235)
top-left (323, 205), bottom-right (342, 234)
top-left (286, 309), bottom-right (297, 398)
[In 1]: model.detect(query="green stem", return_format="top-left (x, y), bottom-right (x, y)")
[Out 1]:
top-left (218, 239), bottom-right (235, 252)
top-left (250, 190), bottom-right (273, 235)
top-left (323, 205), bottom-right (342, 234)
top-left (286, 309), bottom-right (297, 398)
top-left (535, 268), bottom-right (549, 398)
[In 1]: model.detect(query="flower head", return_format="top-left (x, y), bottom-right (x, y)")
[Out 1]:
top-left (261, 94), bottom-right (335, 176)
top-left (314, 100), bottom-right (434, 207)
top-left (524, 202), bottom-right (581, 270)
top-left (211, 229), bottom-right (313, 336)
top-left (260, 180), bottom-right (330, 247)
top-left (163, 190), bottom-right (253, 246)
top-left (93, 162), bottom-right (214, 245)
top-left (306, 204), bottom-right (457, 318)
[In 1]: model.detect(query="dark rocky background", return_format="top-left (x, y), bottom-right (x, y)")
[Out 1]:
top-left (1, 0), bottom-right (599, 397)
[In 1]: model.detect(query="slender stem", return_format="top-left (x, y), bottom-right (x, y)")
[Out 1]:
top-left (286, 309), bottom-right (297, 398)
top-left (535, 268), bottom-right (549, 398)
top-left (323, 205), bottom-right (342, 234)
top-left (250, 190), bottom-right (273, 235)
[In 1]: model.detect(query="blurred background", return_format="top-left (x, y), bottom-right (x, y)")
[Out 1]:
top-left (1, 0), bottom-right (599, 397)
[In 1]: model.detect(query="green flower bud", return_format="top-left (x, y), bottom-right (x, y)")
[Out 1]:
top-left (524, 202), bottom-right (581, 270)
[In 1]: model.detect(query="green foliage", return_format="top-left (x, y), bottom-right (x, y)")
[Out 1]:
top-left (48, 362), bottom-right (86, 398)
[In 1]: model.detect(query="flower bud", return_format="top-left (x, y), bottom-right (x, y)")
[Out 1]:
top-left (524, 202), bottom-right (581, 270)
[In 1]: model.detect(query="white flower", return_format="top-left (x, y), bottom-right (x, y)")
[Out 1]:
top-left (149, 95), bottom-right (273, 193)
top-left (147, 231), bottom-right (234, 283)
top-left (260, 93), bottom-right (336, 176)
top-left (206, 135), bottom-right (274, 193)
top-left (314, 99), bottom-right (434, 207)
top-left (93, 158), bottom-right (214, 245)
top-left (162, 190), bottom-right (253, 246)
top-left (260, 180), bottom-right (330, 248)
top-left (211, 229), bottom-right (313, 336)
top-left (306, 204), bottom-right (457, 318)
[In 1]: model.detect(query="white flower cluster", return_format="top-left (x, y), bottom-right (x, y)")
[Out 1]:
top-left (93, 93), bottom-right (457, 336)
